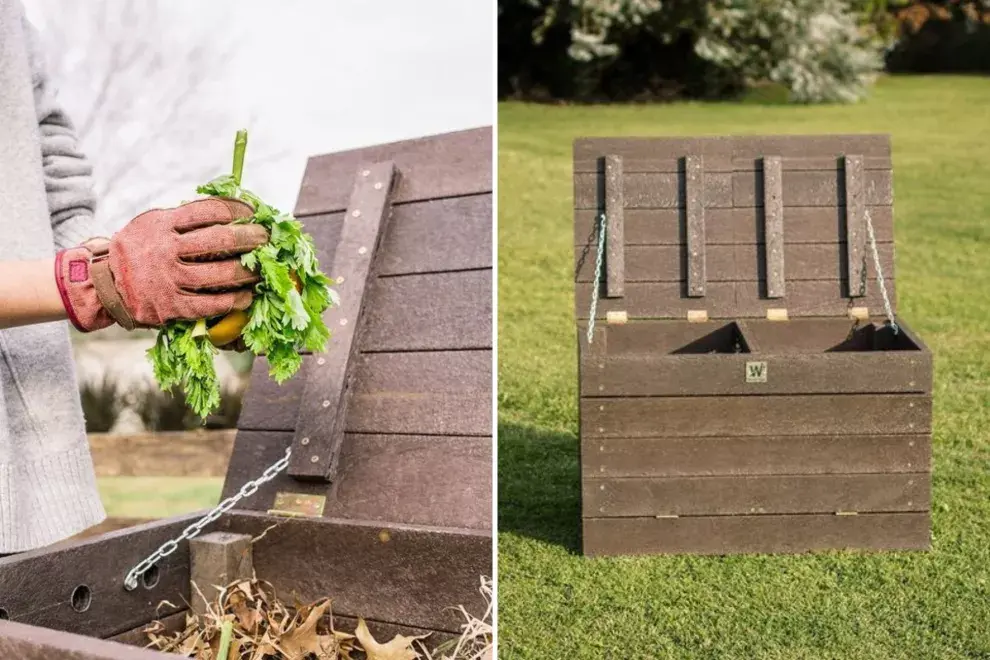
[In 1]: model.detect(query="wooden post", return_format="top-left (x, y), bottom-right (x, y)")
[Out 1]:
top-left (763, 156), bottom-right (785, 298)
top-left (604, 155), bottom-right (625, 298)
top-left (287, 161), bottom-right (399, 480)
top-left (845, 154), bottom-right (866, 297)
top-left (685, 155), bottom-right (706, 297)
top-left (189, 532), bottom-right (253, 617)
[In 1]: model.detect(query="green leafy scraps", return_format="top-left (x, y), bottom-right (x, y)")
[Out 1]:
top-left (146, 130), bottom-right (335, 418)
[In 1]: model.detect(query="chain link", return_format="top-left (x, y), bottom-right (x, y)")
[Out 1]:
top-left (123, 447), bottom-right (292, 591)
top-left (864, 208), bottom-right (898, 335)
top-left (586, 213), bottom-right (607, 344)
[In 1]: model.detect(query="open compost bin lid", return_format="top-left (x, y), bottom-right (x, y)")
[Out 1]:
top-left (573, 134), bottom-right (897, 321)
top-left (223, 127), bottom-right (493, 532)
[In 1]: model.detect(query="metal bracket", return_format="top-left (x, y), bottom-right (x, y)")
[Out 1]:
top-left (267, 492), bottom-right (327, 518)
top-left (287, 161), bottom-right (399, 481)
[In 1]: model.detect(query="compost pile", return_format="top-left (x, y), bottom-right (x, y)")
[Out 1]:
top-left (144, 577), bottom-right (493, 660)
top-left (148, 131), bottom-right (335, 418)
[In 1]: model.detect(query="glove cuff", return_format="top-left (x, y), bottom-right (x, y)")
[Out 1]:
top-left (54, 240), bottom-right (116, 332)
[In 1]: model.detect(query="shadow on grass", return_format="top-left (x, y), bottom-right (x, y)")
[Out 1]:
top-left (497, 421), bottom-right (581, 553)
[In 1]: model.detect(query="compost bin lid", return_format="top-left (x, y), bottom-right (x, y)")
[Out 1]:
top-left (221, 127), bottom-right (493, 531)
top-left (573, 134), bottom-right (897, 321)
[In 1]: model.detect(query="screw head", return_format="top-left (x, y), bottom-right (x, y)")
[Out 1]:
top-left (352, 210), bottom-right (361, 218)
top-left (322, 400), bottom-right (331, 408)
top-left (374, 182), bottom-right (383, 190)
top-left (317, 357), bottom-right (326, 366)
top-left (358, 247), bottom-right (367, 255)
top-left (340, 318), bottom-right (348, 326)
top-left (301, 437), bottom-right (310, 445)
top-left (310, 455), bottom-right (320, 463)
top-left (361, 169), bottom-right (370, 177)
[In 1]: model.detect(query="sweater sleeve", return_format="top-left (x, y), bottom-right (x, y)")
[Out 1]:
top-left (22, 11), bottom-right (99, 250)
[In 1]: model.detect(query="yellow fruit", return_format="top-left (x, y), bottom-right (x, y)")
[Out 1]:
top-left (207, 309), bottom-right (250, 347)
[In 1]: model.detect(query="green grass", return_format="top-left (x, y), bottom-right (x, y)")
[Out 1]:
top-left (497, 76), bottom-right (990, 659)
top-left (98, 477), bottom-right (223, 518)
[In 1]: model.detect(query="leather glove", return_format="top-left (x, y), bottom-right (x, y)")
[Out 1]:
top-left (55, 198), bottom-right (269, 332)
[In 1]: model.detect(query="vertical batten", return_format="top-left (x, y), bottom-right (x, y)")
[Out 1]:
top-left (845, 154), bottom-right (866, 297)
top-left (604, 155), bottom-right (625, 297)
top-left (763, 156), bottom-right (785, 298)
top-left (685, 155), bottom-right (706, 297)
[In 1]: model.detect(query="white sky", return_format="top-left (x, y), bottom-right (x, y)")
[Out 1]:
top-left (23, 0), bottom-right (494, 212)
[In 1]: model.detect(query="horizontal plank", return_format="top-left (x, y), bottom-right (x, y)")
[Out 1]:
top-left (574, 135), bottom-right (891, 173)
top-left (363, 270), bottom-right (492, 351)
top-left (581, 394), bottom-right (931, 437)
top-left (574, 207), bottom-right (893, 246)
top-left (574, 242), bottom-right (894, 283)
top-left (582, 512), bottom-right (930, 556)
top-left (582, 434), bottom-right (931, 478)
top-left (574, 155), bottom-right (892, 173)
top-left (738, 317), bottom-right (923, 353)
top-left (68, 518), bottom-right (156, 541)
top-left (306, 195), bottom-right (492, 279)
top-left (110, 610), bottom-right (187, 648)
top-left (574, 280), bottom-right (896, 319)
top-left (239, 350), bottom-right (491, 435)
top-left (0, 621), bottom-right (167, 660)
top-left (581, 352), bottom-right (931, 396)
top-left (222, 431), bottom-right (491, 530)
top-left (225, 511), bottom-right (491, 633)
top-left (0, 515), bottom-right (202, 637)
top-left (295, 127), bottom-right (492, 216)
top-left (584, 473), bottom-right (929, 516)
top-left (88, 431), bottom-right (234, 477)
top-left (574, 170), bottom-right (892, 209)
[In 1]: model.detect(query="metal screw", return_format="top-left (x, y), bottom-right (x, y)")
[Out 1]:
top-left (361, 169), bottom-right (370, 177)
top-left (598, 385), bottom-right (604, 392)
top-left (352, 210), bottom-right (361, 218)
top-left (301, 437), bottom-right (310, 445)
top-left (322, 400), bottom-right (331, 408)
top-left (310, 456), bottom-right (320, 463)
top-left (358, 247), bottom-right (367, 255)
top-left (599, 405), bottom-right (604, 411)
top-left (600, 485), bottom-right (605, 491)
top-left (374, 182), bottom-right (383, 190)
top-left (337, 276), bottom-right (345, 284)
top-left (598, 427), bottom-right (604, 433)
top-left (317, 358), bottom-right (326, 366)
top-left (340, 319), bottom-right (348, 326)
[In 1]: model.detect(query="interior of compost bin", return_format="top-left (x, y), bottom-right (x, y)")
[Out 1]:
top-left (601, 321), bottom-right (751, 355)
top-left (739, 318), bottom-right (921, 354)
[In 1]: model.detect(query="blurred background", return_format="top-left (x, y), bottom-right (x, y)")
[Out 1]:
top-left (499, 0), bottom-right (990, 103)
top-left (20, 0), bottom-right (492, 526)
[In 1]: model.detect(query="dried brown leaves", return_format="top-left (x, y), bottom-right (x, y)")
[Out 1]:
top-left (144, 578), bottom-right (422, 660)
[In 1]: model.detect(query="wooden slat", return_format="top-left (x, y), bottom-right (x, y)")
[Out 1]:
top-left (222, 432), bottom-right (491, 530)
top-left (295, 127), bottom-right (492, 216)
top-left (225, 511), bottom-right (491, 633)
top-left (239, 351), bottom-right (491, 435)
top-left (575, 170), bottom-right (892, 209)
top-left (306, 196), bottom-right (492, 279)
top-left (575, 280), bottom-right (896, 319)
top-left (88, 431), bottom-right (234, 477)
top-left (604, 155), bottom-right (625, 297)
top-left (289, 161), bottom-right (398, 480)
top-left (845, 155), bottom-right (867, 297)
top-left (584, 473), bottom-right (928, 516)
top-left (685, 155), bottom-right (705, 297)
top-left (581, 352), bottom-right (931, 396)
top-left (582, 512), bottom-right (930, 556)
top-left (0, 515), bottom-right (202, 637)
top-left (573, 135), bottom-right (892, 172)
top-left (581, 394), bottom-right (931, 438)
top-left (574, 207), bottom-right (894, 246)
top-left (582, 434), bottom-right (931, 478)
top-left (0, 621), bottom-right (167, 660)
top-left (763, 156), bottom-right (785, 298)
top-left (573, 243), bottom-right (895, 283)
top-left (362, 270), bottom-right (492, 351)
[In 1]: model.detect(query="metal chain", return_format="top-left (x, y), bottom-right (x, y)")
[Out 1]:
top-left (586, 213), bottom-right (606, 344)
top-left (122, 447), bottom-right (292, 591)
top-left (864, 208), bottom-right (898, 335)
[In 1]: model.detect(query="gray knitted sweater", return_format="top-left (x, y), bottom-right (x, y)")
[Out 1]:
top-left (0, 0), bottom-right (107, 551)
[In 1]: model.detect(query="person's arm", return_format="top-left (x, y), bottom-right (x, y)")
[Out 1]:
top-left (22, 9), bottom-right (101, 248)
top-left (0, 260), bottom-right (66, 330)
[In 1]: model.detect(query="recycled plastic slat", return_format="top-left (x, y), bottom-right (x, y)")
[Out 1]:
top-left (685, 155), bottom-right (706, 297)
top-left (845, 154), bottom-right (867, 296)
top-left (763, 156), bottom-right (785, 298)
top-left (604, 155), bottom-right (625, 297)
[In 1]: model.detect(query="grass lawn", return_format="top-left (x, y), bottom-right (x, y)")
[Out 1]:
top-left (497, 76), bottom-right (990, 659)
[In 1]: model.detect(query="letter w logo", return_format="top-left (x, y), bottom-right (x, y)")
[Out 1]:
top-left (745, 361), bottom-right (767, 383)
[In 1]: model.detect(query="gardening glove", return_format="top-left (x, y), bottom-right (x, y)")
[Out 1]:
top-left (55, 197), bottom-right (269, 332)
